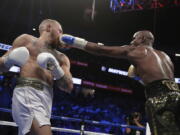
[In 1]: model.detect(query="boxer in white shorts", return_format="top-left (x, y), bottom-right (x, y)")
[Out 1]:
top-left (0, 19), bottom-right (73, 135)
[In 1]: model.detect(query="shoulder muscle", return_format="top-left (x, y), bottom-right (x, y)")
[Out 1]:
top-left (12, 34), bottom-right (31, 49)
top-left (127, 46), bottom-right (147, 60)
top-left (57, 52), bottom-right (70, 69)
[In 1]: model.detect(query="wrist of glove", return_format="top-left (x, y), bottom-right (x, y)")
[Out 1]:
top-left (37, 52), bottom-right (64, 80)
top-left (52, 65), bottom-right (65, 80)
top-left (60, 34), bottom-right (88, 49)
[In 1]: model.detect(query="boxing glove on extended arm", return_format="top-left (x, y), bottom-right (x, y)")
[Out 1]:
top-left (60, 34), bottom-right (88, 49)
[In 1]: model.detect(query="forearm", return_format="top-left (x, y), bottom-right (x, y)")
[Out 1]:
top-left (60, 34), bottom-right (130, 58)
top-left (86, 42), bottom-right (130, 58)
top-left (134, 121), bottom-right (144, 128)
top-left (85, 42), bottom-right (108, 56)
top-left (55, 74), bottom-right (73, 93)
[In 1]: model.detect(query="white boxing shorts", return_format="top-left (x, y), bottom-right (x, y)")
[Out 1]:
top-left (12, 78), bottom-right (53, 135)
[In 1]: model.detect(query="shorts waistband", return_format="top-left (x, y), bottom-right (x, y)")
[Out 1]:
top-left (16, 77), bottom-right (52, 91)
top-left (145, 79), bottom-right (180, 98)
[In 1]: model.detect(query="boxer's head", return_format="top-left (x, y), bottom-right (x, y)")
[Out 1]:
top-left (130, 30), bottom-right (154, 47)
top-left (39, 19), bottom-right (63, 46)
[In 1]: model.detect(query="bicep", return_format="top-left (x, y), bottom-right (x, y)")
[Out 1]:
top-left (61, 64), bottom-right (71, 76)
top-left (126, 46), bottom-right (147, 61)
top-left (56, 54), bottom-right (73, 92)
top-left (101, 46), bottom-right (128, 58)
top-left (101, 45), bottom-right (141, 60)
top-left (58, 54), bottom-right (72, 76)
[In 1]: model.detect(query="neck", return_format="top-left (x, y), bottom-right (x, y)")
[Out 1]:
top-left (40, 32), bottom-right (53, 43)
top-left (39, 32), bottom-right (56, 49)
top-left (143, 42), bottom-right (153, 48)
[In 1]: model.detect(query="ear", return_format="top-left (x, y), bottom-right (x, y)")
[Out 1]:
top-left (46, 24), bottom-right (51, 32)
top-left (141, 36), bottom-right (146, 43)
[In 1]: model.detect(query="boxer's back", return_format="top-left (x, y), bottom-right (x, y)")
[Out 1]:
top-left (134, 47), bottom-right (174, 84)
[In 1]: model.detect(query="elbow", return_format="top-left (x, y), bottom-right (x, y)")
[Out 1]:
top-left (56, 77), bottom-right (74, 93)
top-left (87, 45), bottom-right (106, 56)
top-left (67, 82), bottom-right (73, 93)
top-left (62, 80), bottom-right (74, 93)
top-left (96, 46), bottom-right (106, 56)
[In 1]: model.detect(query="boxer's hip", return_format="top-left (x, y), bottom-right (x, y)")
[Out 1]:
top-left (145, 79), bottom-right (180, 99)
top-left (12, 78), bottom-right (53, 135)
top-left (16, 77), bottom-right (52, 90)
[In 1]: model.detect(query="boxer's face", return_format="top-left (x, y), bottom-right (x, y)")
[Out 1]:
top-left (50, 23), bottom-right (63, 39)
top-left (50, 22), bottom-right (64, 47)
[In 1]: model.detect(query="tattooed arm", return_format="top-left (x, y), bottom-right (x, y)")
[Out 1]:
top-left (55, 53), bottom-right (73, 93)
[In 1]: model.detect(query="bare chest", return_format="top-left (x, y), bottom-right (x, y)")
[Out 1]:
top-left (26, 41), bottom-right (59, 60)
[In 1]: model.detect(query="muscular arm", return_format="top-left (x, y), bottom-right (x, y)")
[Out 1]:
top-left (60, 34), bottom-right (147, 60)
top-left (55, 54), bottom-right (73, 93)
top-left (0, 34), bottom-right (29, 72)
top-left (85, 42), bottom-right (130, 58)
top-left (85, 42), bottom-right (147, 61)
